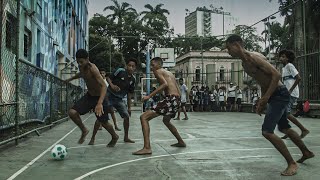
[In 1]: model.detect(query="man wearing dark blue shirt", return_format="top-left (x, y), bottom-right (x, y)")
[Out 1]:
top-left (106, 58), bottom-right (137, 143)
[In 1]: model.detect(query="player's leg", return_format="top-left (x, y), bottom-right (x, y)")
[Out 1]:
top-left (68, 94), bottom-right (95, 144)
top-left (109, 106), bottom-right (121, 131)
top-left (132, 110), bottom-right (160, 155)
top-left (88, 120), bottom-right (101, 145)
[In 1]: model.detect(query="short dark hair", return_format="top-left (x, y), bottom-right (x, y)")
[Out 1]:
top-left (76, 49), bottom-right (89, 59)
top-left (179, 78), bottom-right (183, 81)
top-left (226, 34), bottom-right (243, 44)
top-left (99, 68), bottom-right (106, 72)
top-left (279, 49), bottom-right (295, 63)
top-left (151, 57), bottom-right (163, 66)
top-left (126, 58), bottom-right (138, 65)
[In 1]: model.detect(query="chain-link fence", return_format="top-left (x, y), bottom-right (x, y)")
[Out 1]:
top-left (296, 51), bottom-right (320, 102)
top-left (0, 0), bottom-right (83, 145)
top-left (0, 59), bottom-right (83, 144)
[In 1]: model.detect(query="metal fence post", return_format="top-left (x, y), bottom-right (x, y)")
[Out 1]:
top-left (14, 0), bottom-right (21, 145)
top-left (66, 83), bottom-right (68, 115)
top-left (60, 82), bottom-right (63, 113)
top-left (49, 76), bottom-right (53, 125)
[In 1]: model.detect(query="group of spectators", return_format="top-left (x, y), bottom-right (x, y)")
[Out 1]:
top-left (187, 83), bottom-right (261, 112)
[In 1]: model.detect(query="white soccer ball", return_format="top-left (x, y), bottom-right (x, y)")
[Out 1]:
top-left (51, 144), bottom-right (68, 160)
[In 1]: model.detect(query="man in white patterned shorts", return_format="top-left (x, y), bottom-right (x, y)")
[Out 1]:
top-left (133, 57), bottom-right (186, 155)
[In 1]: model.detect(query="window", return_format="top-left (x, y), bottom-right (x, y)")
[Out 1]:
top-left (231, 63), bottom-right (234, 82)
top-left (44, 2), bottom-right (48, 26)
top-left (220, 67), bottom-right (225, 81)
top-left (37, 29), bottom-right (41, 53)
top-left (5, 13), bottom-right (17, 51)
top-left (195, 66), bottom-right (201, 81)
top-left (37, 0), bottom-right (42, 22)
top-left (24, 28), bottom-right (32, 61)
top-left (24, 34), bottom-right (29, 57)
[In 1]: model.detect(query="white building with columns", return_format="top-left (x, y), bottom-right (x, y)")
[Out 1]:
top-left (174, 48), bottom-right (245, 91)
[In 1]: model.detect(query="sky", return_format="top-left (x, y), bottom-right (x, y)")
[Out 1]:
top-left (88, 0), bottom-right (284, 38)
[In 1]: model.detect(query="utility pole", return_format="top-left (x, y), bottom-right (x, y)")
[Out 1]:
top-left (201, 37), bottom-right (204, 85)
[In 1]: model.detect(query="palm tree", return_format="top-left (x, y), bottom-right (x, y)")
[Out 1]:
top-left (103, 0), bottom-right (137, 49)
top-left (261, 21), bottom-right (292, 54)
top-left (140, 3), bottom-right (170, 39)
top-left (140, 4), bottom-right (170, 26)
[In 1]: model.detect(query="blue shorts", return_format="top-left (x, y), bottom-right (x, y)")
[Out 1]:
top-left (287, 96), bottom-right (297, 114)
top-left (262, 86), bottom-right (291, 133)
top-left (107, 92), bottom-right (130, 119)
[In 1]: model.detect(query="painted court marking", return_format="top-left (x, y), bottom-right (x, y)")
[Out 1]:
top-left (67, 135), bottom-right (320, 150)
top-left (7, 114), bottom-right (93, 180)
top-left (75, 145), bottom-right (320, 180)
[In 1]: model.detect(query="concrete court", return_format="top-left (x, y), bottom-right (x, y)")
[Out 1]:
top-left (0, 111), bottom-right (319, 180)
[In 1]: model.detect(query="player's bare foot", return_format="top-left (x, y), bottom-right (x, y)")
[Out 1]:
top-left (78, 129), bottom-right (89, 144)
top-left (300, 130), bottom-right (310, 139)
top-left (171, 142), bottom-right (186, 147)
top-left (132, 148), bottom-right (152, 155)
top-left (124, 138), bottom-right (135, 143)
top-left (281, 163), bottom-right (298, 176)
top-left (297, 151), bottom-right (315, 163)
top-left (107, 135), bottom-right (119, 147)
top-left (115, 127), bottom-right (121, 131)
top-left (88, 139), bottom-right (95, 145)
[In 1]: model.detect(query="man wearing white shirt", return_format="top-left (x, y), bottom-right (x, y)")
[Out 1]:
top-left (279, 50), bottom-right (309, 139)
top-left (236, 86), bottom-right (242, 112)
top-left (227, 82), bottom-right (236, 111)
top-left (175, 78), bottom-right (188, 120)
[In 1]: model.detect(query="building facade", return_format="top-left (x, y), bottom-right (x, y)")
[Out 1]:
top-left (175, 49), bottom-right (244, 90)
top-left (185, 8), bottom-right (238, 37)
top-left (2, 0), bottom-right (88, 86)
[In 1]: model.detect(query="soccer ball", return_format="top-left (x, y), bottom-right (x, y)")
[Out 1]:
top-left (51, 144), bottom-right (68, 160)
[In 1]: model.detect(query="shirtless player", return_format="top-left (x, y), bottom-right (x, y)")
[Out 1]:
top-left (225, 35), bottom-right (314, 176)
top-left (132, 57), bottom-right (186, 155)
top-left (67, 49), bottom-right (118, 147)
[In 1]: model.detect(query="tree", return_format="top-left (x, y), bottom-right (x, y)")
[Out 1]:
top-left (140, 3), bottom-right (170, 33)
top-left (170, 35), bottom-right (224, 56)
top-left (140, 3), bottom-right (173, 48)
top-left (232, 25), bottom-right (263, 52)
top-left (103, 0), bottom-right (137, 50)
top-left (89, 13), bottom-right (115, 37)
top-left (88, 34), bottom-right (112, 72)
top-left (261, 21), bottom-right (292, 54)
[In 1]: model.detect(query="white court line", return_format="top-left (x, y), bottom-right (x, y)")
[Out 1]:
top-left (68, 135), bottom-right (320, 150)
top-left (184, 133), bottom-right (196, 139)
top-left (74, 145), bottom-right (320, 180)
top-left (7, 114), bottom-right (93, 180)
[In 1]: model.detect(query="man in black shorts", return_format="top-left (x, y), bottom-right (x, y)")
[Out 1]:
top-left (66, 49), bottom-right (118, 147)
top-left (133, 57), bottom-right (186, 155)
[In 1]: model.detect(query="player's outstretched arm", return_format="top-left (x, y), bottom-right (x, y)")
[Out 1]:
top-left (65, 72), bottom-right (81, 83)
top-left (142, 70), bottom-right (167, 102)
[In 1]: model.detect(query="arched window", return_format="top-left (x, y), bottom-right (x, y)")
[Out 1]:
top-left (195, 66), bottom-right (201, 81)
top-left (220, 66), bottom-right (225, 81)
